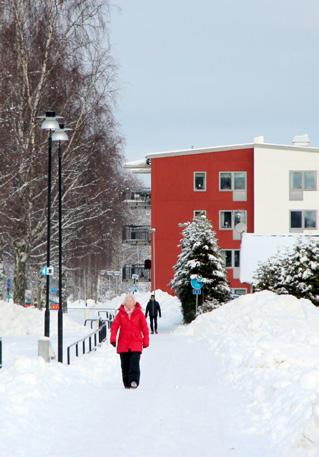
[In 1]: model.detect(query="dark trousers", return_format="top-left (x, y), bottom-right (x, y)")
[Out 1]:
top-left (120, 351), bottom-right (141, 388)
top-left (149, 316), bottom-right (158, 332)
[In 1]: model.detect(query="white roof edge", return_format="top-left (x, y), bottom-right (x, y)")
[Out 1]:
top-left (255, 143), bottom-right (319, 153)
top-left (242, 232), bottom-right (319, 238)
top-left (145, 143), bottom-right (254, 159)
top-left (124, 159), bottom-right (149, 168)
top-left (142, 142), bottom-right (319, 160)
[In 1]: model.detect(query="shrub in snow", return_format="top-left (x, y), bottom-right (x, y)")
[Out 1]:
top-left (254, 240), bottom-right (319, 304)
top-left (171, 217), bottom-right (231, 323)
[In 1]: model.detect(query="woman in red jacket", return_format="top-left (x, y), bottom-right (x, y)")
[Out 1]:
top-left (110, 294), bottom-right (149, 389)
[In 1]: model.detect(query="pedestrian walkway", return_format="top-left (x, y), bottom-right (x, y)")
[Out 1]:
top-left (0, 332), bottom-right (281, 457)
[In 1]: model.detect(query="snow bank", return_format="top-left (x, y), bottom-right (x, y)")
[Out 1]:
top-left (177, 291), bottom-right (319, 454)
top-left (69, 290), bottom-right (183, 331)
top-left (0, 301), bottom-right (85, 336)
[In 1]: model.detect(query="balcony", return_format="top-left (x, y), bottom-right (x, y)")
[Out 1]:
top-left (122, 264), bottom-right (151, 282)
top-left (124, 190), bottom-right (151, 209)
top-left (122, 225), bottom-right (151, 244)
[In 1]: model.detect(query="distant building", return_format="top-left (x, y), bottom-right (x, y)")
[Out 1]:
top-left (120, 190), bottom-right (152, 293)
top-left (125, 135), bottom-right (319, 295)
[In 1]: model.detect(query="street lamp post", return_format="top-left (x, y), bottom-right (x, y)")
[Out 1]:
top-left (40, 112), bottom-right (60, 337)
top-left (52, 124), bottom-right (70, 363)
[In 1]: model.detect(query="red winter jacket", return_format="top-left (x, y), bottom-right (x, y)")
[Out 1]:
top-left (110, 303), bottom-right (149, 353)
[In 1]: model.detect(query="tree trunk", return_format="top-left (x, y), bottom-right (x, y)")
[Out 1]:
top-left (13, 240), bottom-right (28, 306)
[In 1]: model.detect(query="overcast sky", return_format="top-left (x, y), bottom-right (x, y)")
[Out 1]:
top-left (110, 0), bottom-right (319, 163)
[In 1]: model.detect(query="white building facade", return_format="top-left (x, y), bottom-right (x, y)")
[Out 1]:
top-left (254, 141), bottom-right (319, 235)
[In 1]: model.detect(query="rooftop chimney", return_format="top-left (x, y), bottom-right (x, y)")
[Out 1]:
top-left (292, 134), bottom-right (310, 147)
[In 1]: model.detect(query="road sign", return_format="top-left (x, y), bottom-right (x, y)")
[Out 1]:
top-left (191, 277), bottom-right (204, 290)
top-left (192, 289), bottom-right (201, 295)
top-left (41, 266), bottom-right (54, 276)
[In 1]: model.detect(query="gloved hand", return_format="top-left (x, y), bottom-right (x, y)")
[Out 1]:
top-left (143, 343), bottom-right (149, 349)
top-left (110, 341), bottom-right (116, 347)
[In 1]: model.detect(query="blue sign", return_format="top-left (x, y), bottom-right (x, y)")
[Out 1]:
top-left (51, 287), bottom-right (57, 294)
top-left (41, 266), bottom-right (54, 276)
top-left (191, 277), bottom-right (204, 290)
top-left (192, 289), bottom-right (201, 295)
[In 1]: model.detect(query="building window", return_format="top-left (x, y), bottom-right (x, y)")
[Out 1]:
top-left (304, 172), bottom-right (317, 191)
top-left (220, 210), bottom-right (247, 230)
top-left (290, 210), bottom-right (317, 230)
top-left (193, 210), bottom-right (207, 219)
top-left (220, 172), bottom-right (232, 190)
top-left (194, 172), bottom-right (206, 191)
top-left (222, 250), bottom-right (240, 268)
top-left (234, 250), bottom-right (240, 267)
top-left (232, 288), bottom-right (247, 296)
top-left (220, 172), bottom-right (247, 191)
top-left (222, 250), bottom-right (232, 267)
top-left (290, 171), bottom-right (317, 191)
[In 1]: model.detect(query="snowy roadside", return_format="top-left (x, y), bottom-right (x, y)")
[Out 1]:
top-left (0, 291), bottom-right (183, 457)
top-left (176, 291), bottom-right (319, 456)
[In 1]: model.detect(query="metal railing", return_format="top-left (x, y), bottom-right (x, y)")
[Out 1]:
top-left (124, 190), bottom-right (151, 208)
top-left (122, 225), bottom-right (151, 244)
top-left (122, 264), bottom-right (151, 282)
top-left (98, 311), bottom-right (115, 328)
top-left (67, 321), bottom-right (107, 365)
top-left (0, 337), bottom-right (2, 368)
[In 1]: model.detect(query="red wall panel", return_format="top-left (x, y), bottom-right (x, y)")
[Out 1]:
top-left (151, 148), bottom-right (254, 294)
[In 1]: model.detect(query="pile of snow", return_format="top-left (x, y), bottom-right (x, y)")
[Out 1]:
top-left (0, 301), bottom-right (85, 337)
top-left (177, 291), bottom-right (319, 454)
top-left (69, 290), bottom-right (182, 331)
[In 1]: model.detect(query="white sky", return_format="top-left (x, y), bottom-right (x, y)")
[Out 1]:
top-left (110, 0), bottom-right (319, 163)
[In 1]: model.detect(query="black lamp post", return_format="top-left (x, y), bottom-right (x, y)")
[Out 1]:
top-left (40, 112), bottom-right (60, 337)
top-left (52, 124), bottom-right (69, 362)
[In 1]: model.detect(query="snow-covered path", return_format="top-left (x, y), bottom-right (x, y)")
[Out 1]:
top-left (1, 331), bottom-right (278, 457)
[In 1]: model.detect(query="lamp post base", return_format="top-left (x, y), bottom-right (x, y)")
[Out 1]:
top-left (44, 308), bottom-right (50, 337)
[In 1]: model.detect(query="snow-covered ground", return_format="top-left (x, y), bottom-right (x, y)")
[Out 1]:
top-left (2, 290), bottom-right (319, 456)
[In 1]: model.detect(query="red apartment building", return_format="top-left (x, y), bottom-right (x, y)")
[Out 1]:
top-left (127, 144), bottom-right (254, 295)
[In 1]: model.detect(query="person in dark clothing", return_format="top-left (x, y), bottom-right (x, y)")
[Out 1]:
top-left (145, 294), bottom-right (162, 334)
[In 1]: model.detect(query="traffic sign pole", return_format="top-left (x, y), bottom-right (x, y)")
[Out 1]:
top-left (191, 276), bottom-right (204, 317)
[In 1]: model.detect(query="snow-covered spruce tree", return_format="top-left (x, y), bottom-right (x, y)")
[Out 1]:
top-left (254, 241), bottom-right (319, 304)
top-left (281, 241), bottom-right (319, 302)
top-left (253, 251), bottom-right (289, 295)
top-left (171, 217), bottom-right (231, 323)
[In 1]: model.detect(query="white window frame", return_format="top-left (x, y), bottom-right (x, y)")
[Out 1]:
top-left (194, 171), bottom-right (207, 192)
top-left (222, 249), bottom-right (240, 268)
top-left (219, 171), bottom-right (247, 192)
top-left (289, 209), bottom-right (317, 230)
top-left (231, 288), bottom-right (247, 296)
top-left (219, 210), bottom-right (247, 230)
top-left (290, 170), bottom-right (317, 192)
top-left (193, 210), bottom-right (207, 219)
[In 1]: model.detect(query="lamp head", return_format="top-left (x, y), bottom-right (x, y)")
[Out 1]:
top-left (52, 123), bottom-right (71, 142)
top-left (39, 111), bottom-right (61, 130)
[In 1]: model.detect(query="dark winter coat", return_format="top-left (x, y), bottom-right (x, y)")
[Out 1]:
top-left (145, 300), bottom-right (161, 318)
top-left (110, 303), bottom-right (149, 353)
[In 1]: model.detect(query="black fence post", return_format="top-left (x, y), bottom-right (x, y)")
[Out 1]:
top-left (99, 319), bottom-right (107, 343)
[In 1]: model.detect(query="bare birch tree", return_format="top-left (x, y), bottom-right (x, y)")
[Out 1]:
top-left (0, 0), bottom-right (130, 305)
